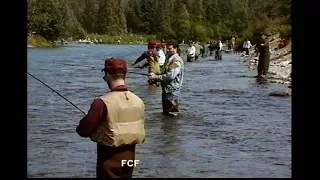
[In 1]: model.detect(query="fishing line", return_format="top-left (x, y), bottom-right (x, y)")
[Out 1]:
top-left (28, 71), bottom-right (92, 176)
top-left (27, 72), bottom-right (86, 115)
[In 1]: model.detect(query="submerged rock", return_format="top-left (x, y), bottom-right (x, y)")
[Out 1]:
top-left (269, 91), bottom-right (291, 97)
top-left (269, 79), bottom-right (284, 84)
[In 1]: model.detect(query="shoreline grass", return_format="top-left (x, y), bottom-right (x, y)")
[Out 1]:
top-left (28, 35), bottom-right (55, 48)
top-left (86, 33), bottom-right (156, 45)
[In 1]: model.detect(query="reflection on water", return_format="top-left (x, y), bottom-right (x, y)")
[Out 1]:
top-left (28, 44), bottom-right (291, 178)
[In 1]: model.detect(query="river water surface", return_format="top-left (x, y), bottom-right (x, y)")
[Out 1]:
top-left (27, 44), bottom-right (291, 178)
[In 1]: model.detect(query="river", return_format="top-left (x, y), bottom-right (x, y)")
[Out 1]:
top-left (27, 44), bottom-right (291, 178)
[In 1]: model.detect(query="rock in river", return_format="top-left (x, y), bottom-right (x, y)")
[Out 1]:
top-left (269, 91), bottom-right (291, 97)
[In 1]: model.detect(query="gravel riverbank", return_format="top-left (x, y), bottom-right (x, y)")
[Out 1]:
top-left (238, 34), bottom-right (292, 86)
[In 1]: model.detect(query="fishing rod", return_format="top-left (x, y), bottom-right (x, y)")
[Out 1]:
top-left (27, 72), bottom-right (87, 115)
top-left (127, 71), bottom-right (149, 76)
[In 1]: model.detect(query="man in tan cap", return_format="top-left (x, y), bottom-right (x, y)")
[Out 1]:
top-left (76, 57), bottom-right (146, 178)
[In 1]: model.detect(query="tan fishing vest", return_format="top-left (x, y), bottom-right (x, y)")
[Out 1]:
top-left (90, 91), bottom-right (146, 147)
top-left (147, 55), bottom-right (161, 74)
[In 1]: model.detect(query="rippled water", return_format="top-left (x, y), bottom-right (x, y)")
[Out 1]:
top-left (27, 44), bottom-right (291, 178)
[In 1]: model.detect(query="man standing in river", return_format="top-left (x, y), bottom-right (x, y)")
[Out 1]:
top-left (231, 36), bottom-right (236, 53)
top-left (148, 40), bottom-right (184, 116)
top-left (186, 42), bottom-right (196, 62)
top-left (255, 32), bottom-right (271, 79)
top-left (76, 58), bottom-right (146, 178)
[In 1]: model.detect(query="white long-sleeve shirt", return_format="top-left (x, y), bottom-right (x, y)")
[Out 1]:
top-left (243, 40), bottom-right (252, 49)
top-left (158, 49), bottom-right (166, 66)
top-left (187, 46), bottom-right (196, 57)
top-left (218, 42), bottom-right (223, 50)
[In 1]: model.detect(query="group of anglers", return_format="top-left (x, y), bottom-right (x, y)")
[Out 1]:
top-left (186, 40), bottom-right (224, 62)
top-left (74, 33), bottom-right (272, 178)
top-left (132, 40), bottom-right (184, 116)
top-left (76, 40), bottom-right (184, 178)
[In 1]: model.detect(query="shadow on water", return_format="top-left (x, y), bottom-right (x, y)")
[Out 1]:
top-left (28, 45), bottom-right (291, 178)
top-left (234, 75), bottom-right (257, 78)
top-left (255, 78), bottom-right (270, 86)
top-left (205, 89), bottom-right (248, 95)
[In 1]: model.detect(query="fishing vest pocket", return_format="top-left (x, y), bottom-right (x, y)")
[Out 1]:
top-left (113, 120), bottom-right (146, 147)
top-left (90, 122), bottom-right (115, 146)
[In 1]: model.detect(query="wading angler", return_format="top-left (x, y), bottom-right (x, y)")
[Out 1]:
top-left (76, 58), bottom-right (146, 178)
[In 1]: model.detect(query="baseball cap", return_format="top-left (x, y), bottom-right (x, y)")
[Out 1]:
top-left (101, 57), bottom-right (127, 74)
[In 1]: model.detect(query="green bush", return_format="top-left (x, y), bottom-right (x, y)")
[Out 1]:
top-left (191, 23), bottom-right (207, 42)
top-left (278, 24), bottom-right (291, 39)
top-left (264, 23), bottom-right (291, 39)
top-left (28, 35), bottom-right (54, 47)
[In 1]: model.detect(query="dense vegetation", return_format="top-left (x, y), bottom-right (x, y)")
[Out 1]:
top-left (27, 0), bottom-right (291, 44)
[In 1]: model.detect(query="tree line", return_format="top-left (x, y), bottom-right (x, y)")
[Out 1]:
top-left (27, 0), bottom-right (291, 43)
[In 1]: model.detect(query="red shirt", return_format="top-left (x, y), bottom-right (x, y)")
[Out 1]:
top-left (76, 85), bottom-right (128, 137)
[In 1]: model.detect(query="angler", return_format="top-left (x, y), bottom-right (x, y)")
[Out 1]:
top-left (132, 40), bottom-right (161, 86)
top-left (76, 58), bottom-right (146, 178)
top-left (148, 40), bottom-right (184, 116)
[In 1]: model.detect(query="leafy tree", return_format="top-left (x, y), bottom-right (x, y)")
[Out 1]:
top-left (28, 0), bottom-right (64, 41)
top-left (28, 0), bottom-right (291, 42)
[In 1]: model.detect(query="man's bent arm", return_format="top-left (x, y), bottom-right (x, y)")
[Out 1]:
top-left (157, 61), bottom-right (182, 82)
top-left (133, 52), bottom-right (147, 65)
top-left (76, 99), bottom-right (107, 137)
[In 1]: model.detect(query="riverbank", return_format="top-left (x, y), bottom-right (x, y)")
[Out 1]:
top-left (28, 35), bottom-right (55, 48)
top-left (28, 34), bottom-right (157, 48)
top-left (238, 34), bottom-right (292, 86)
top-left (86, 33), bottom-right (155, 44)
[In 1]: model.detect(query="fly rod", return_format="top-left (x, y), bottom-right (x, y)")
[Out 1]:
top-left (127, 71), bottom-right (149, 76)
top-left (27, 72), bottom-right (87, 115)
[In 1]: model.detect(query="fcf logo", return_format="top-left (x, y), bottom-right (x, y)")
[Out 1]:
top-left (121, 160), bottom-right (139, 167)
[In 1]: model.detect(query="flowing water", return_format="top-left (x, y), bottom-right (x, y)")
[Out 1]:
top-left (27, 44), bottom-right (291, 178)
